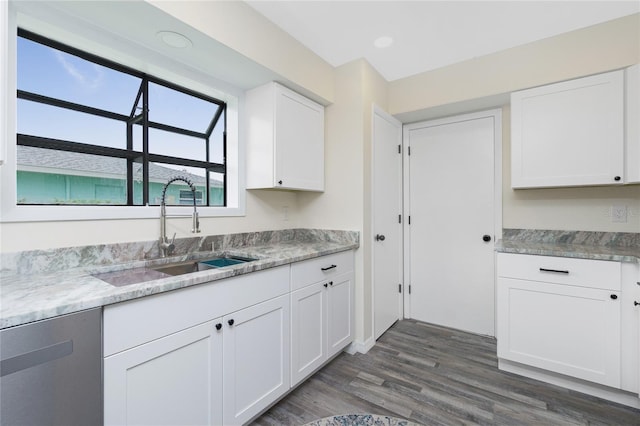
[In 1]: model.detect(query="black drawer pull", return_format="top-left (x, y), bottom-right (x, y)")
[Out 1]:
top-left (539, 268), bottom-right (569, 274)
top-left (321, 265), bottom-right (337, 271)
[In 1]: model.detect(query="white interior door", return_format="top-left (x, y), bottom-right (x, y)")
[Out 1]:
top-left (404, 110), bottom-right (501, 336)
top-left (372, 106), bottom-right (403, 340)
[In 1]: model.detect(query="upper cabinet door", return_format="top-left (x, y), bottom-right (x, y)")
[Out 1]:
top-left (246, 82), bottom-right (325, 191)
top-left (626, 64), bottom-right (640, 184)
top-left (511, 70), bottom-right (624, 188)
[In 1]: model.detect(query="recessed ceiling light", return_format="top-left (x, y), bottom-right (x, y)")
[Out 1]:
top-left (373, 36), bottom-right (393, 49)
top-left (157, 31), bottom-right (193, 49)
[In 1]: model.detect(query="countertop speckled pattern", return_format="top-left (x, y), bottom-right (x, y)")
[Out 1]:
top-left (495, 229), bottom-right (640, 263)
top-left (0, 229), bottom-right (358, 329)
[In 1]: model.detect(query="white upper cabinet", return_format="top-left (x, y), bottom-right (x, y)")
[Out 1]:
top-left (626, 64), bottom-right (640, 184)
top-left (511, 70), bottom-right (625, 188)
top-left (246, 82), bottom-right (325, 191)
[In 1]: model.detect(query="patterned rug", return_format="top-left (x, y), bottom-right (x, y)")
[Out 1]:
top-left (303, 413), bottom-right (420, 426)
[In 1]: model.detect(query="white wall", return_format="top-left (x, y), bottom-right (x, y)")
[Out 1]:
top-left (298, 59), bottom-right (389, 345)
top-left (390, 13), bottom-right (640, 233)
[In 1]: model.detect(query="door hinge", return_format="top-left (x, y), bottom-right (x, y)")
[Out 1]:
top-left (398, 144), bottom-right (401, 154)
top-left (398, 284), bottom-right (402, 293)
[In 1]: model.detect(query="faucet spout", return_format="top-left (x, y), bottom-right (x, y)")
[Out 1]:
top-left (159, 176), bottom-right (201, 257)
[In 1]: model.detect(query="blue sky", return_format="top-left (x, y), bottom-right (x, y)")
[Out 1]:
top-left (17, 35), bottom-right (225, 175)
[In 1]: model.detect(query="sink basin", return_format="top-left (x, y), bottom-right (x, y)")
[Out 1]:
top-left (151, 255), bottom-right (258, 276)
top-left (200, 255), bottom-right (257, 268)
top-left (152, 261), bottom-right (211, 276)
top-left (94, 254), bottom-right (259, 286)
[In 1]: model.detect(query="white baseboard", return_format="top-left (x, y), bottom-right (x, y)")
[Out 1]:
top-left (346, 336), bottom-right (375, 355)
top-left (499, 359), bottom-right (640, 409)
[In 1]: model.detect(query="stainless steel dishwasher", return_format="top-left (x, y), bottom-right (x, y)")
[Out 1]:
top-left (1, 308), bottom-right (103, 425)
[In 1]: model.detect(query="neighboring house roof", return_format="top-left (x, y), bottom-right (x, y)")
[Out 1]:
top-left (16, 145), bottom-right (221, 187)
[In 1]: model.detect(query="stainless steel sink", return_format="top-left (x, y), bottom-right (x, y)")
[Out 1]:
top-left (93, 254), bottom-right (259, 286)
top-left (151, 255), bottom-right (257, 276)
top-left (151, 261), bottom-right (212, 276)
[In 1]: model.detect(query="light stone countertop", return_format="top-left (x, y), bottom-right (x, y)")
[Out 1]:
top-left (1, 229), bottom-right (359, 329)
top-left (495, 240), bottom-right (640, 263)
top-left (495, 229), bottom-right (640, 263)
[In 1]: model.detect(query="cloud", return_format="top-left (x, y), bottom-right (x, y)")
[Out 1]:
top-left (54, 51), bottom-right (104, 91)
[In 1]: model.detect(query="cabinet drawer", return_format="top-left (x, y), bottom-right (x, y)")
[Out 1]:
top-left (497, 253), bottom-right (620, 291)
top-left (291, 251), bottom-right (354, 291)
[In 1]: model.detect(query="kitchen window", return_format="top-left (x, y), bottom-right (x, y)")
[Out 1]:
top-left (16, 29), bottom-right (226, 207)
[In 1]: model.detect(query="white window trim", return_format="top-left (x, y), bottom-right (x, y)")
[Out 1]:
top-left (0, 1), bottom-right (246, 223)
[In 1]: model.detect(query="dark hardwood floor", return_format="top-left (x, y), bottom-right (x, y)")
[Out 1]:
top-left (252, 319), bottom-right (640, 426)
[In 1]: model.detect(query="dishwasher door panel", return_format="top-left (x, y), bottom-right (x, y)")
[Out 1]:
top-left (1, 308), bottom-right (103, 426)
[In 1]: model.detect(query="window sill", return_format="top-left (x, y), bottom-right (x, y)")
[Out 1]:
top-left (0, 204), bottom-right (245, 223)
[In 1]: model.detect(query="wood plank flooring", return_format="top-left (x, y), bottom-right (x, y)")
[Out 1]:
top-left (251, 320), bottom-right (640, 425)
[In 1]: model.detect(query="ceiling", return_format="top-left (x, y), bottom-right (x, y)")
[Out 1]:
top-left (246, 1), bottom-right (640, 82)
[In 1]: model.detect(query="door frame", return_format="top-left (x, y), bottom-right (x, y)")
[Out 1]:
top-left (402, 108), bottom-right (503, 320)
top-left (371, 104), bottom-right (403, 339)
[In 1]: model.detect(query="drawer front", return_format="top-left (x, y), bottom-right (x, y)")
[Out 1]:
top-left (290, 251), bottom-right (354, 291)
top-left (497, 253), bottom-right (621, 291)
top-left (104, 265), bottom-right (289, 356)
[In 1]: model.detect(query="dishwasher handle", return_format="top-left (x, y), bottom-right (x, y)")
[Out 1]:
top-left (1, 340), bottom-right (73, 377)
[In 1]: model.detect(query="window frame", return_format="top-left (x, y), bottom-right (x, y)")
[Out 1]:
top-left (17, 29), bottom-right (227, 208)
top-left (0, 3), bottom-right (246, 222)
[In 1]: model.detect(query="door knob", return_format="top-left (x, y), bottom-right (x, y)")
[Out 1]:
top-left (482, 235), bottom-right (492, 242)
top-left (375, 234), bottom-right (386, 241)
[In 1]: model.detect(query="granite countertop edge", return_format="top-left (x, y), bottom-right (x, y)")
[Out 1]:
top-left (495, 240), bottom-right (640, 263)
top-left (1, 240), bottom-right (359, 330)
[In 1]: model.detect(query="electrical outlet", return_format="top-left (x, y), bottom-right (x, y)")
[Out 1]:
top-left (611, 205), bottom-right (627, 223)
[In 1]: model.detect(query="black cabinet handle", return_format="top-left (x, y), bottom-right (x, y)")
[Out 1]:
top-left (482, 235), bottom-right (491, 242)
top-left (324, 283), bottom-right (328, 288)
top-left (215, 323), bottom-right (222, 331)
top-left (329, 281), bottom-right (334, 286)
top-left (278, 180), bottom-right (283, 185)
top-left (375, 234), bottom-right (386, 241)
top-left (539, 268), bottom-right (569, 274)
top-left (634, 301), bottom-right (640, 306)
top-left (321, 265), bottom-right (337, 271)
top-left (614, 176), bottom-right (621, 181)
top-left (610, 294), bottom-right (618, 300)
top-left (228, 319), bottom-right (235, 326)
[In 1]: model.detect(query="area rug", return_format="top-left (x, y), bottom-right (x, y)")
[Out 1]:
top-left (303, 413), bottom-right (420, 426)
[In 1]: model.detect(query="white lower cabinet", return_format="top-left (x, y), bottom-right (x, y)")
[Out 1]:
top-left (327, 273), bottom-right (354, 358)
top-left (290, 252), bottom-right (355, 387)
top-left (104, 252), bottom-right (356, 425)
top-left (497, 277), bottom-right (621, 387)
top-left (104, 320), bottom-right (223, 426)
top-left (497, 253), bottom-right (624, 389)
top-left (291, 282), bottom-right (327, 385)
top-left (223, 295), bottom-right (290, 425)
